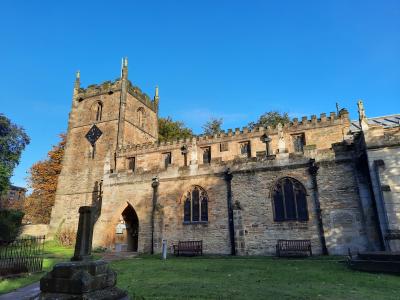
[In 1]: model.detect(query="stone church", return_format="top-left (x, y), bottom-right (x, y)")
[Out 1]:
top-left (48, 59), bottom-right (400, 255)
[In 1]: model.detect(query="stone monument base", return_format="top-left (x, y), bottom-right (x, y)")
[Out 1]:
top-left (38, 260), bottom-right (128, 300)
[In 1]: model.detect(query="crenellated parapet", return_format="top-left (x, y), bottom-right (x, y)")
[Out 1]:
top-left (126, 81), bottom-right (158, 112)
top-left (76, 79), bottom-right (122, 101)
top-left (119, 109), bottom-right (350, 154)
top-left (116, 109), bottom-right (352, 173)
top-left (74, 79), bottom-right (158, 112)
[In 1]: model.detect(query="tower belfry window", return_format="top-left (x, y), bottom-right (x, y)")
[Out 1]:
top-left (137, 107), bottom-right (145, 128)
top-left (96, 102), bottom-right (103, 121)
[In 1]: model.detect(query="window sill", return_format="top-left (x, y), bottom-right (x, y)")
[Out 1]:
top-left (183, 221), bottom-right (208, 225)
top-left (274, 219), bottom-right (309, 223)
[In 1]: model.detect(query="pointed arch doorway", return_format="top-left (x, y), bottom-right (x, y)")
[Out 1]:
top-left (121, 204), bottom-right (139, 252)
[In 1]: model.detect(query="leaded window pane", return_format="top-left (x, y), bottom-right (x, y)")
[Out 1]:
top-left (295, 185), bottom-right (308, 221)
top-left (192, 188), bottom-right (200, 221)
top-left (283, 179), bottom-right (296, 220)
top-left (184, 198), bottom-right (191, 222)
top-left (273, 183), bottom-right (285, 221)
top-left (201, 197), bottom-right (208, 221)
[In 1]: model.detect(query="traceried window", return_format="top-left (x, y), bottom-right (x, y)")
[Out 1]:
top-left (292, 133), bottom-right (305, 153)
top-left (127, 157), bottom-right (135, 171)
top-left (272, 177), bottom-right (308, 222)
top-left (202, 147), bottom-right (211, 164)
top-left (137, 107), bottom-right (145, 128)
top-left (163, 152), bottom-right (172, 169)
top-left (239, 141), bottom-right (251, 158)
top-left (183, 186), bottom-right (208, 223)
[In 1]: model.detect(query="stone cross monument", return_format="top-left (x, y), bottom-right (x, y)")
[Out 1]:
top-left (39, 206), bottom-right (128, 299)
top-left (71, 206), bottom-right (94, 261)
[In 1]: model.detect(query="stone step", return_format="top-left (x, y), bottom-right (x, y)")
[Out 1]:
top-left (348, 259), bottom-right (400, 275)
top-left (357, 251), bottom-right (400, 262)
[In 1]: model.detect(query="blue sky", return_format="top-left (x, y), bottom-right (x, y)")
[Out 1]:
top-left (1, 0), bottom-right (399, 188)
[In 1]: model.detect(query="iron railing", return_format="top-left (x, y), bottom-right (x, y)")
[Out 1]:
top-left (0, 235), bottom-right (45, 276)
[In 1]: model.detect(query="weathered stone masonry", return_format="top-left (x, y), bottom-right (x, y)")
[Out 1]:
top-left (48, 60), bottom-right (399, 255)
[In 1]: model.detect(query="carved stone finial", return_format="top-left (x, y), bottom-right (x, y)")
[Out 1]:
top-left (155, 86), bottom-right (159, 98)
top-left (151, 176), bottom-right (159, 188)
top-left (76, 70), bottom-right (80, 80)
top-left (357, 100), bottom-right (369, 131)
top-left (277, 123), bottom-right (286, 153)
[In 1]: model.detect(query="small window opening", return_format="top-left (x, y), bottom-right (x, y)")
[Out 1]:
top-left (202, 147), bottom-right (211, 164)
top-left (292, 134), bottom-right (305, 153)
top-left (127, 157), bottom-right (135, 171)
top-left (137, 107), bottom-right (145, 128)
top-left (220, 142), bottom-right (229, 152)
top-left (163, 152), bottom-right (172, 169)
top-left (239, 141), bottom-right (251, 158)
top-left (96, 102), bottom-right (103, 121)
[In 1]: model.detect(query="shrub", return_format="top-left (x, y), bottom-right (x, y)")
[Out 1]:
top-left (57, 226), bottom-right (76, 246)
top-left (0, 209), bottom-right (24, 242)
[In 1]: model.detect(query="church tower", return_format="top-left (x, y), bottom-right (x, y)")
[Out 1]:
top-left (48, 59), bottom-right (159, 236)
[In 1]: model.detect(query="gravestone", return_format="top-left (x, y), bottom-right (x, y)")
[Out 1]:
top-left (38, 206), bottom-right (128, 299)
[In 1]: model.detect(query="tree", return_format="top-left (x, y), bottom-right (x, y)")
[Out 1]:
top-left (248, 111), bottom-right (290, 129)
top-left (202, 118), bottom-right (223, 136)
top-left (158, 117), bottom-right (193, 142)
top-left (24, 134), bottom-right (66, 224)
top-left (0, 114), bottom-right (30, 194)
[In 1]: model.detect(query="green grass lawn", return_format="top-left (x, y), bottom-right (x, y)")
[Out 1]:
top-left (112, 256), bottom-right (400, 300)
top-left (1, 243), bottom-right (400, 299)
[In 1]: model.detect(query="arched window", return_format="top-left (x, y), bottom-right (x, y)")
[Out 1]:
top-left (137, 107), bottom-right (145, 128)
top-left (183, 186), bottom-right (208, 223)
top-left (272, 177), bottom-right (308, 222)
top-left (95, 102), bottom-right (103, 121)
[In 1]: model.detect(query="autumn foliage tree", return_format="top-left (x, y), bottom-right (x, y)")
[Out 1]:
top-left (24, 134), bottom-right (66, 224)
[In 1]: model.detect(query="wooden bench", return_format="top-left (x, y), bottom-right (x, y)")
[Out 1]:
top-left (276, 239), bottom-right (312, 257)
top-left (173, 240), bottom-right (203, 256)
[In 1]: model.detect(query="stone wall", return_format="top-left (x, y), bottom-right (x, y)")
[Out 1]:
top-left (20, 224), bottom-right (49, 237)
top-left (365, 126), bottom-right (400, 251)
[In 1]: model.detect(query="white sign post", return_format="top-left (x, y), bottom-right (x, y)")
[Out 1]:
top-left (162, 239), bottom-right (167, 260)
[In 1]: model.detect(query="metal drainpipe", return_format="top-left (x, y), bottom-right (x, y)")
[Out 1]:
top-left (151, 177), bottom-right (159, 255)
top-left (308, 159), bottom-right (328, 255)
top-left (373, 160), bottom-right (390, 251)
top-left (224, 169), bottom-right (236, 256)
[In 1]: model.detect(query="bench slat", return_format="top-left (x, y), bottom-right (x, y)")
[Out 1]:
top-left (276, 240), bottom-right (312, 257)
top-left (174, 241), bottom-right (203, 256)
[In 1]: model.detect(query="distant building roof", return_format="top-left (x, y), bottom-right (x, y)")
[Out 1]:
top-left (350, 114), bottom-right (400, 132)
